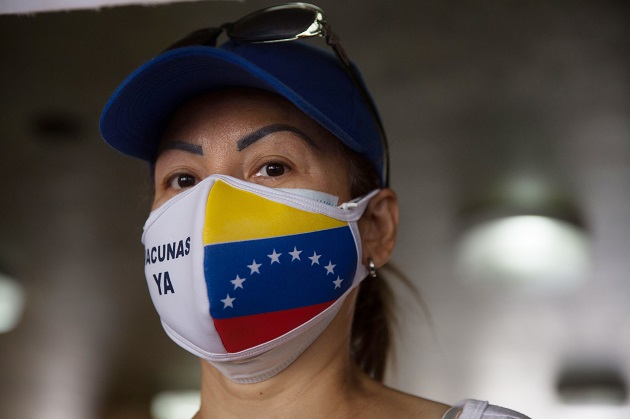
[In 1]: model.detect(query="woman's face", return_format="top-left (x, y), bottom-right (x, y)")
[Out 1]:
top-left (152, 89), bottom-right (353, 210)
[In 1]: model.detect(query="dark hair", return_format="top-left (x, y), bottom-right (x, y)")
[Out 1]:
top-left (343, 147), bottom-right (396, 382)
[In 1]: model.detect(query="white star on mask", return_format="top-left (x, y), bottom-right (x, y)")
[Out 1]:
top-left (309, 251), bottom-right (321, 265)
top-left (333, 277), bottom-right (344, 289)
top-left (231, 275), bottom-right (246, 290)
top-left (324, 261), bottom-right (336, 275)
top-left (268, 249), bottom-right (282, 264)
top-left (248, 260), bottom-right (262, 274)
top-left (221, 294), bottom-right (235, 308)
top-left (289, 246), bottom-right (302, 261)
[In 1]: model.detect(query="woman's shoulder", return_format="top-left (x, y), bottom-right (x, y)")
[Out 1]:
top-left (357, 377), bottom-right (530, 419)
top-left (357, 377), bottom-right (451, 418)
top-left (442, 399), bottom-right (531, 419)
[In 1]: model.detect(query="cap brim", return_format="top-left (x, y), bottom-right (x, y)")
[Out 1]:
top-left (100, 46), bottom-right (357, 162)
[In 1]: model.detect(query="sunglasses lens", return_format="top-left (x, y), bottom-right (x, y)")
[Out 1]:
top-left (230, 7), bottom-right (319, 42)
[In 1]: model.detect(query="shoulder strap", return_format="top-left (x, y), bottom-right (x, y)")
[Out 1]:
top-left (442, 406), bottom-right (462, 419)
top-left (444, 399), bottom-right (531, 419)
top-left (443, 399), bottom-right (489, 419)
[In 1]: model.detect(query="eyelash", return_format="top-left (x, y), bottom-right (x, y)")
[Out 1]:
top-left (253, 159), bottom-right (292, 179)
top-left (159, 158), bottom-right (293, 193)
top-left (163, 171), bottom-right (199, 191)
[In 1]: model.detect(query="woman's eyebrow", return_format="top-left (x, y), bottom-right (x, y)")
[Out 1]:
top-left (160, 141), bottom-right (204, 156)
top-left (236, 124), bottom-right (321, 151)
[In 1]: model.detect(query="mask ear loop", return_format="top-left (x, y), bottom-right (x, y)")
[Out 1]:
top-left (338, 189), bottom-right (381, 211)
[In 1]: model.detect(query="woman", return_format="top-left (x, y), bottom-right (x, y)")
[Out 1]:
top-left (100, 3), bottom-right (530, 418)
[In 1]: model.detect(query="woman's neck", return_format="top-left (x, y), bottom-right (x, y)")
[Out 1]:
top-left (193, 288), bottom-right (452, 419)
top-left (196, 354), bottom-right (365, 419)
top-left (195, 294), bottom-right (367, 419)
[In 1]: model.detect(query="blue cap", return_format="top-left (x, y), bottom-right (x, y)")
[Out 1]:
top-left (100, 41), bottom-right (385, 186)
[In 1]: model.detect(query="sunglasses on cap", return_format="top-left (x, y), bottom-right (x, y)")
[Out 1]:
top-left (165, 2), bottom-right (390, 187)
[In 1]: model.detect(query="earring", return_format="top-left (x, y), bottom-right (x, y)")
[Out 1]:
top-left (368, 258), bottom-right (377, 278)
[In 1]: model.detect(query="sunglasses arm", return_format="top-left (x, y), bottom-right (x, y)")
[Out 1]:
top-left (324, 26), bottom-right (390, 187)
top-left (163, 25), bottom-right (228, 52)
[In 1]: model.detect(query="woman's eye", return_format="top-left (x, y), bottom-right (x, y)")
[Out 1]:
top-left (257, 162), bottom-right (287, 178)
top-left (167, 173), bottom-right (197, 190)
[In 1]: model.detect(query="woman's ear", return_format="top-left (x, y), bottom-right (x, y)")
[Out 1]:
top-left (358, 188), bottom-right (399, 268)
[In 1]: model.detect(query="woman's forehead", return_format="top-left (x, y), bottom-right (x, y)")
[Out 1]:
top-left (162, 88), bottom-right (344, 151)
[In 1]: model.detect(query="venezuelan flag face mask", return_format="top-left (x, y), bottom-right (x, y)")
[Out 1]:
top-left (142, 174), bottom-right (377, 383)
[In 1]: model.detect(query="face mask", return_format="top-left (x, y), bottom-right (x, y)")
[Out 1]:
top-left (142, 174), bottom-right (377, 383)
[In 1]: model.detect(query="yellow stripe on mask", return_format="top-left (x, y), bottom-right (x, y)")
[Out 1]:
top-left (203, 180), bottom-right (347, 245)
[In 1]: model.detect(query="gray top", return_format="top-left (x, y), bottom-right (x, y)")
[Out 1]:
top-left (442, 399), bottom-right (531, 419)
